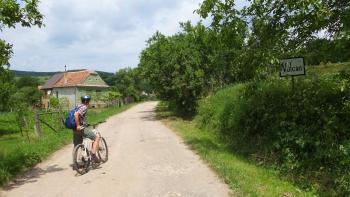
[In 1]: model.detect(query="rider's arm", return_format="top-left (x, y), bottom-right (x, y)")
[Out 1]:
top-left (74, 112), bottom-right (80, 131)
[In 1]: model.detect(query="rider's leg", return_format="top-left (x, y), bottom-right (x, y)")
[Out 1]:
top-left (73, 129), bottom-right (83, 147)
top-left (82, 127), bottom-right (100, 155)
top-left (91, 134), bottom-right (100, 155)
top-left (82, 127), bottom-right (100, 163)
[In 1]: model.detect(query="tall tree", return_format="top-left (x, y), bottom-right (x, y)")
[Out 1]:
top-left (198, 0), bottom-right (350, 67)
top-left (0, 0), bottom-right (43, 111)
top-left (115, 67), bottom-right (139, 100)
top-left (0, 0), bottom-right (43, 67)
top-left (16, 76), bottom-right (40, 88)
top-left (139, 23), bottom-right (222, 115)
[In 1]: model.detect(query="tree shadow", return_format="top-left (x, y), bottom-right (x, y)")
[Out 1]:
top-left (3, 164), bottom-right (66, 190)
top-left (140, 114), bottom-right (157, 121)
top-left (154, 103), bottom-right (194, 121)
top-left (140, 112), bottom-right (180, 122)
top-left (0, 129), bottom-right (19, 137)
top-left (138, 110), bottom-right (154, 114)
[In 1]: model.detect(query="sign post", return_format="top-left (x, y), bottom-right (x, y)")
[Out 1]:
top-left (279, 57), bottom-right (305, 91)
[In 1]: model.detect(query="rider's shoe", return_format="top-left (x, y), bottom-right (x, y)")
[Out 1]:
top-left (91, 153), bottom-right (101, 163)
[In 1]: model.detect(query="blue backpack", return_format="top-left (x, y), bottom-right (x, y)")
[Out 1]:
top-left (65, 106), bottom-right (80, 129)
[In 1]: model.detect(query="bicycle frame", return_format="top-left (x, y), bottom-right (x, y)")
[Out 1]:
top-left (73, 122), bottom-right (108, 175)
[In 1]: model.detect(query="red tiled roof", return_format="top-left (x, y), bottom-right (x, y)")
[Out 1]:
top-left (41, 73), bottom-right (64, 89)
top-left (54, 70), bottom-right (92, 87)
top-left (41, 70), bottom-right (108, 89)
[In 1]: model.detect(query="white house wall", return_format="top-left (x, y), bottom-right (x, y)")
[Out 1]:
top-left (52, 87), bottom-right (77, 109)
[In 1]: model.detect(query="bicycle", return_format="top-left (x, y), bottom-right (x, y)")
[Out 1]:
top-left (72, 122), bottom-right (108, 175)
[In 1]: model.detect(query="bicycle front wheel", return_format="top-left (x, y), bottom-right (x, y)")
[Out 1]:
top-left (98, 137), bottom-right (108, 162)
top-left (73, 144), bottom-right (90, 174)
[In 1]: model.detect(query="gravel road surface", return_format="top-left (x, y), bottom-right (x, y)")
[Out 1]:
top-left (1, 102), bottom-right (230, 197)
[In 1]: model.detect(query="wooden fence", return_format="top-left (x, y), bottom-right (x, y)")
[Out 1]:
top-left (33, 97), bottom-right (135, 136)
top-left (34, 110), bottom-right (65, 136)
top-left (105, 97), bottom-right (134, 108)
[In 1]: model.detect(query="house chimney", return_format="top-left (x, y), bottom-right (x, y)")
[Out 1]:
top-left (64, 67), bottom-right (67, 85)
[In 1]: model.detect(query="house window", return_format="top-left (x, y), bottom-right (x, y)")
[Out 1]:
top-left (56, 91), bottom-right (58, 98)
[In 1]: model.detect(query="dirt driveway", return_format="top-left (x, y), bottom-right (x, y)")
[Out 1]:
top-left (0, 102), bottom-right (230, 197)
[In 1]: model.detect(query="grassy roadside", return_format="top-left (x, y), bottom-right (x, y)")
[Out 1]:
top-left (0, 103), bottom-right (136, 186)
top-left (307, 62), bottom-right (350, 76)
top-left (156, 103), bottom-right (316, 197)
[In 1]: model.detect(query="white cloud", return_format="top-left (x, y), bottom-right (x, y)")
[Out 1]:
top-left (150, 1), bottom-right (201, 35)
top-left (2, 0), bottom-right (247, 73)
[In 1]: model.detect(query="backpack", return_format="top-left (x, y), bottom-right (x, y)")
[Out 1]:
top-left (65, 106), bottom-right (80, 129)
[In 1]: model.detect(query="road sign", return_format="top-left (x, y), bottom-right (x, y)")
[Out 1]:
top-left (280, 57), bottom-right (305, 77)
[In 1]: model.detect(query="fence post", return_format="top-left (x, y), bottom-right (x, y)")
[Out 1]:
top-left (58, 109), bottom-right (63, 129)
top-left (34, 111), bottom-right (41, 137)
top-left (23, 116), bottom-right (31, 142)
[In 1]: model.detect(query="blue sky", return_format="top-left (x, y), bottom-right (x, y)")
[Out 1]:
top-left (3, 0), bottom-right (248, 73)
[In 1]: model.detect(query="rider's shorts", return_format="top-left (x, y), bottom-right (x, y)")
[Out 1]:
top-left (83, 127), bottom-right (97, 141)
top-left (73, 127), bottom-right (97, 147)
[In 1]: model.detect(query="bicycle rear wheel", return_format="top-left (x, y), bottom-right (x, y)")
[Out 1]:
top-left (73, 144), bottom-right (90, 174)
top-left (98, 137), bottom-right (108, 162)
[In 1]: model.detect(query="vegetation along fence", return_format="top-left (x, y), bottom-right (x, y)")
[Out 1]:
top-left (33, 97), bottom-right (134, 137)
top-left (34, 110), bottom-right (64, 136)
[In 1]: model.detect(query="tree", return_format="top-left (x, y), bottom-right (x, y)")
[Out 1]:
top-left (16, 76), bottom-right (40, 88)
top-left (244, 0), bottom-right (350, 48)
top-left (197, 0), bottom-right (350, 67)
top-left (101, 90), bottom-right (122, 107)
top-left (0, 0), bottom-right (43, 111)
top-left (115, 68), bottom-right (136, 97)
top-left (139, 23), bottom-right (221, 115)
top-left (13, 86), bottom-right (42, 107)
top-left (0, 0), bottom-right (44, 67)
top-left (97, 71), bottom-right (115, 86)
top-left (298, 37), bottom-right (350, 65)
top-left (0, 66), bottom-right (15, 111)
top-left (138, 0), bottom-right (350, 115)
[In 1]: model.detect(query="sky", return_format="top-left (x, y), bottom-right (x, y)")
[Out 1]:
top-left (2, 0), bottom-right (248, 73)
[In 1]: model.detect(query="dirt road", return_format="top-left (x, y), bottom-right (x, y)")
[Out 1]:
top-left (0, 102), bottom-right (230, 197)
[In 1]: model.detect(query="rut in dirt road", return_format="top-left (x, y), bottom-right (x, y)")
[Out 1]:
top-left (0, 102), bottom-right (231, 197)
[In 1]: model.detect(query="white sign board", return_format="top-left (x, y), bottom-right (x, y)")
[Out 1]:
top-left (280, 57), bottom-right (305, 77)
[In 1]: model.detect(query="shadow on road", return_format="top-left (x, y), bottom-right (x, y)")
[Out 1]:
top-left (138, 110), bottom-right (154, 114)
top-left (140, 113), bottom-right (158, 121)
top-left (3, 164), bottom-right (65, 191)
top-left (139, 107), bottom-right (178, 122)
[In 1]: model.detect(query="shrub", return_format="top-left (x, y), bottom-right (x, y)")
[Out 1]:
top-left (196, 72), bottom-right (350, 195)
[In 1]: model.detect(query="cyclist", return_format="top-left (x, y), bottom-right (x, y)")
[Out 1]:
top-left (73, 95), bottom-right (101, 163)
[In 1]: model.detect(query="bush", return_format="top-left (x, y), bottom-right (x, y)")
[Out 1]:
top-left (196, 72), bottom-right (350, 195)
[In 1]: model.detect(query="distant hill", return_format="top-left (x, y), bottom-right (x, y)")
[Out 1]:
top-left (11, 70), bottom-right (116, 86)
top-left (12, 70), bottom-right (58, 77)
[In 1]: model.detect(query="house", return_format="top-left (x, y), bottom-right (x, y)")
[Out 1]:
top-left (41, 70), bottom-right (110, 109)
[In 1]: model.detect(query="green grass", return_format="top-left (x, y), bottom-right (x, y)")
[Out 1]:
top-left (0, 103), bottom-right (136, 186)
top-left (306, 62), bottom-right (350, 76)
top-left (156, 103), bottom-right (316, 197)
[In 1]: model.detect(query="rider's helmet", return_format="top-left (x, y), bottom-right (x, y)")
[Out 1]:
top-left (81, 95), bottom-right (91, 103)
